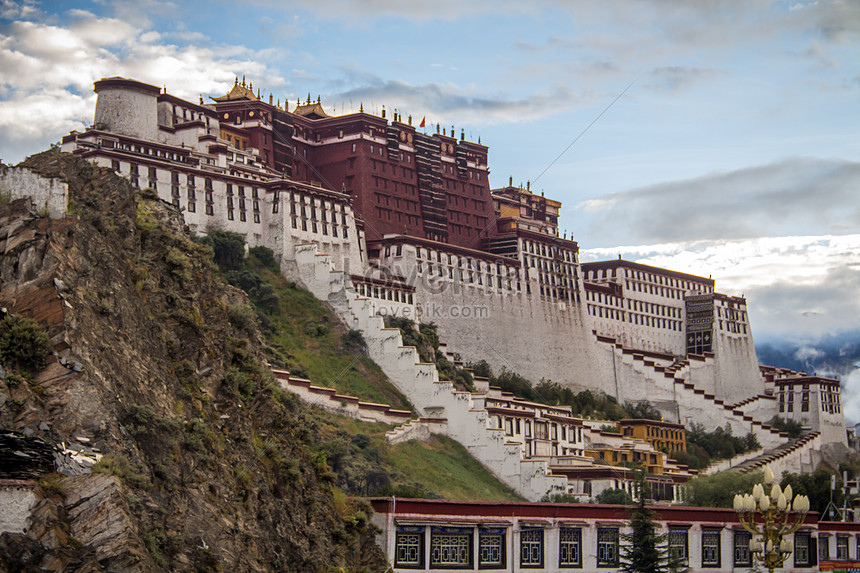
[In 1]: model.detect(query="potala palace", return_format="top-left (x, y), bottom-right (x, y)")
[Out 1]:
top-left (18, 76), bottom-right (843, 514)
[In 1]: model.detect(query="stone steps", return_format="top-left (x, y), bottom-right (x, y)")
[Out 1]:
top-left (293, 242), bottom-right (567, 500)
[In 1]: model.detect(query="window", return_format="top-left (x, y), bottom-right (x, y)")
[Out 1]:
top-left (395, 529), bottom-right (424, 569)
top-left (479, 529), bottom-right (505, 569)
top-left (702, 530), bottom-right (721, 567)
top-left (820, 535), bottom-right (830, 561)
top-left (559, 527), bottom-right (582, 568)
top-left (597, 527), bottom-right (619, 567)
top-left (795, 532), bottom-right (814, 567)
top-left (520, 528), bottom-right (543, 568)
top-left (668, 529), bottom-right (688, 565)
top-left (430, 528), bottom-right (472, 568)
top-left (734, 531), bottom-right (751, 567)
top-left (837, 536), bottom-right (849, 560)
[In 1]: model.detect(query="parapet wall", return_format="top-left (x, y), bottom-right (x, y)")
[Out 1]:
top-left (374, 243), bottom-right (612, 393)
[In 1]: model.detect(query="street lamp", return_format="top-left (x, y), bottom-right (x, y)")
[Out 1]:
top-left (733, 467), bottom-right (811, 573)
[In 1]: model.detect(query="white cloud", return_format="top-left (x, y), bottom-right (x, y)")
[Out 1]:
top-left (326, 75), bottom-right (575, 126)
top-left (795, 345), bottom-right (826, 362)
top-left (0, 8), bottom-right (288, 163)
top-left (841, 366), bottom-right (860, 424)
top-left (0, 0), bottom-right (39, 19)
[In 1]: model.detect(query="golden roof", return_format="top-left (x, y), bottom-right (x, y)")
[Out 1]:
top-left (293, 95), bottom-right (329, 119)
top-left (212, 77), bottom-right (259, 102)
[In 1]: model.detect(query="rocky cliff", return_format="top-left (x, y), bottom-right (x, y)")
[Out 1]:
top-left (0, 152), bottom-right (386, 572)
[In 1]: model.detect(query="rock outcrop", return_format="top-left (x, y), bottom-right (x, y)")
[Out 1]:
top-left (0, 151), bottom-right (385, 572)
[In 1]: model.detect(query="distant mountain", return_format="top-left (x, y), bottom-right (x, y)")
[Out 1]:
top-left (756, 330), bottom-right (860, 378)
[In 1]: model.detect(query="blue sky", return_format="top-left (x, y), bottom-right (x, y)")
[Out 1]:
top-left (1, 0), bottom-right (859, 413)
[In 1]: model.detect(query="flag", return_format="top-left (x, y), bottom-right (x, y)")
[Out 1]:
top-left (419, 116), bottom-right (426, 128)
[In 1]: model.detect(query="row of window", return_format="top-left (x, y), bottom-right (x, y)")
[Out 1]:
top-left (524, 254), bottom-right (577, 277)
top-left (588, 304), bottom-right (685, 332)
top-left (105, 141), bottom-right (189, 163)
top-left (394, 527), bottom-right (833, 570)
top-left (718, 319), bottom-right (749, 334)
top-left (496, 415), bottom-right (584, 443)
top-left (414, 247), bottom-right (521, 277)
top-left (353, 281), bottom-right (414, 305)
top-left (589, 268), bottom-right (710, 292)
top-left (778, 386), bottom-right (842, 415)
top-left (625, 280), bottom-right (707, 298)
top-left (522, 240), bottom-right (576, 263)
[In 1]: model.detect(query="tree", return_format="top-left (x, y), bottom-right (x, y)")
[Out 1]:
top-left (0, 314), bottom-right (53, 373)
top-left (683, 470), bottom-right (763, 508)
top-left (781, 468), bottom-right (851, 517)
top-left (769, 416), bottom-right (803, 438)
top-left (620, 474), bottom-right (663, 573)
top-left (594, 488), bottom-right (634, 505)
top-left (623, 400), bottom-right (662, 421)
top-left (619, 473), bottom-right (689, 573)
top-left (196, 230), bottom-right (245, 272)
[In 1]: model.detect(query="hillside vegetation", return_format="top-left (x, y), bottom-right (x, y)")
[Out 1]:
top-left (0, 152), bottom-right (386, 571)
top-left (196, 229), bottom-right (519, 501)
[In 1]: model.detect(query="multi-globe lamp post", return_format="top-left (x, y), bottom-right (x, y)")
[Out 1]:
top-left (733, 467), bottom-right (811, 573)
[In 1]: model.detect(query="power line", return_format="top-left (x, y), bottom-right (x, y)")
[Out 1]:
top-left (532, 76), bottom-right (639, 185)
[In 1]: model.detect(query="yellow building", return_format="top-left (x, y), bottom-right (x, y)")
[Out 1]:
top-left (619, 419), bottom-right (686, 453)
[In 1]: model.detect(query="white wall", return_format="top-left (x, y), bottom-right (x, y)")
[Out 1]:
top-left (0, 481), bottom-right (38, 534)
top-left (0, 166), bottom-right (69, 219)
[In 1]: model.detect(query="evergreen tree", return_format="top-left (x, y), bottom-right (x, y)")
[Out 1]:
top-left (620, 472), bottom-right (689, 573)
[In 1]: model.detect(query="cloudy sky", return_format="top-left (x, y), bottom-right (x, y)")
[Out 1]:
top-left (2, 0), bottom-right (859, 414)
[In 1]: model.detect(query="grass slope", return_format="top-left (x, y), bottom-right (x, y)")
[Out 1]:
top-left (237, 254), bottom-right (412, 411)
top-left (209, 235), bottom-right (519, 501)
top-left (313, 415), bottom-right (522, 502)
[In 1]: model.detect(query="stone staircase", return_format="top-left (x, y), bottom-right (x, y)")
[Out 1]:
top-left (292, 242), bottom-right (568, 500)
top-left (271, 369), bottom-right (413, 425)
top-left (728, 431), bottom-right (821, 475)
top-left (598, 335), bottom-right (792, 453)
top-left (602, 335), bottom-right (818, 476)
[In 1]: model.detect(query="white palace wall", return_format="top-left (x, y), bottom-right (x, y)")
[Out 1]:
top-left (375, 243), bottom-right (614, 395)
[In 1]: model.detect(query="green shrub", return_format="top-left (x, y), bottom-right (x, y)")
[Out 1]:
top-left (769, 416), bottom-right (803, 438)
top-left (135, 202), bottom-right (158, 233)
top-left (196, 230), bottom-right (245, 272)
top-left (227, 304), bottom-right (256, 335)
top-left (622, 400), bottom-right (662, 421)
top-left (0, 314), bottom-right (53, 373)
top-left (342, 329), bottom-right (367, 353)
top-left (92, 454), bottom-right (151, 489)
top-left (248, 246), bottom-right (278, 270)
top-left (165, 247), bottom-right (193, 284)
top-left (303, 321), bottom-right (329, 338)
top-left (593, 488), bottom-right (633, 505)
top-left (222, 367), bottom-right (255, 398)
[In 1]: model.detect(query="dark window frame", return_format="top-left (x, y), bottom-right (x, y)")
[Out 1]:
top-left (701, 530), bottom-right (721, 568)
top-left (520, 527), bottom-right (544, 569)
top-left (395, 528), bottom-right (425, 569)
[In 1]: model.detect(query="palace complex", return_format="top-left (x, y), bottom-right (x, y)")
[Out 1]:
top-left (46, 77), bottom-right (850, 532)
